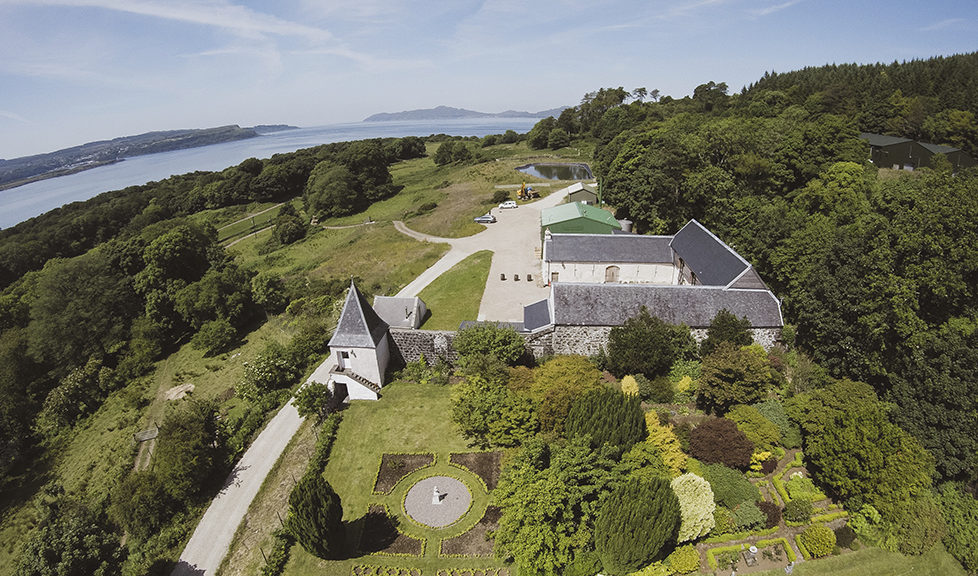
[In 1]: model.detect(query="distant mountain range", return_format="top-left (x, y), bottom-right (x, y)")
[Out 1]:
top-left (0, 124), bottom-right (298, 191)
top-left (363, 105), bottom-right (567, 122)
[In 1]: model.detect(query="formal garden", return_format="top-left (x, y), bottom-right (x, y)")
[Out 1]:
top-left (246, 309), bottom-right (970, 576)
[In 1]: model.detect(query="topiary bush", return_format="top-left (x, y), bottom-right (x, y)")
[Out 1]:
top-left (784, 497), bottom-right (813, 523)
top-left (670, 473), bottom-right (716, 542)
top-left (800, 524), bottom-right (836, 558)
top-left (690, 418), bottom-right (754, 469)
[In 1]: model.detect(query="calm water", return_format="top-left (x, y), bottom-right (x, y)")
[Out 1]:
top-left (0, 118), bottom-right (540, 229)
top-left (516, 162), bottom-right (593, 180)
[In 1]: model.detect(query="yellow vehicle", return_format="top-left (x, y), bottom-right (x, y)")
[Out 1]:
top-left (516, 182), bottom-right (538, 200)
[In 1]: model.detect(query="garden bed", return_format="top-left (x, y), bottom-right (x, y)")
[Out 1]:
top-left (449, 452), bottom-right (503, 490)
top-left (440, 506), bottom-right (502, 557)
top-left (360, 505), bottom-right (425, 556)
top-left (373, 453), bottom-right (435, 494)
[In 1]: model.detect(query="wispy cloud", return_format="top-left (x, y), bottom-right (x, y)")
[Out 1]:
top-left (2, 0), bottom-right (333, 42)
top-left (0, 110), bottom-right (31, 123)
top-left (920, 18), bottom-right (965, 32)
top-left (752, 0), bottom-right (803, 17)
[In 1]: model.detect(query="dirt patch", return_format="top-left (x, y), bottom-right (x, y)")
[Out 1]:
top-left (165, 382), bottom-right (195, 400)
top-left (440, 506), bottom-right (502, 557)
top-left (373, 453), bottom-right (435, 494)
top-left (709, 541), bottom-right (795, 574)
top-left (435, 567), bottom-right (511, 576)
top-left (360, 505), bottom-right (424, 556)
top-left (450, 452), bottom-right (503, 490)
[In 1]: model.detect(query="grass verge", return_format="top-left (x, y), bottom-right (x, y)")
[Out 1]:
top-left (418, 250), bottom-right (493, 330)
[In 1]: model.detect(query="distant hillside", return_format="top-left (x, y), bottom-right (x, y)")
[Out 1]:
top-left (363, 105), bottom-right (567, 122)
top-left (0, 125), bottom-right (264, 190)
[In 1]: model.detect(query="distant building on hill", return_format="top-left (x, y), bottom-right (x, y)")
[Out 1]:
top-left (860, 132), bottom-right (975, 171)
top-left (563, 182), bottom-right (599, 205)
top-left (541, 201), bottom-right (622, 236)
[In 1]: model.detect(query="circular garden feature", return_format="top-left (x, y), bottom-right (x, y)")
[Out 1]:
top-left (404, 476), bottom-right (471, 528)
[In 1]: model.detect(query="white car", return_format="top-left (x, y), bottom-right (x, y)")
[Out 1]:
top-left (498, 200), bottom-right (518, 209)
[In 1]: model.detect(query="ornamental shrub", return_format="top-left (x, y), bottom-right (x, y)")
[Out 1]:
top-left (621, 375), bottom-right (640, 396)
top-left (700, 308), bottom-right (753, 356)
top-left (670, 473), bottom-right (716, 542)
top-left (834, 525), bottom-right (857, 549)
top-left (702, 463), bottom-right (761, 509)
top-left (712, 506), bottom-right (736, 536)
top-left (595, 476), bottom-right (680, 575)
top-left (690, 418), bottom-right (754, 469)
top-left (567, 388), bottom-right (645, 457)
top-left (645, 412), bottom-right (687, 476)
top-left (606, 307), bottom-right (697, 379)
top-left (784, 475), bottom-right (826, 502)
top-left (285, 474), bottom-right (344, 559)
top-left (237, 341), bottom-right (300, 403)
top-left (783, 497), bottom-right (813, 523)
top-left (453, 323), bottom-right (526, 365)
top-left (800, 524), bottom-right (836, 558)
top-left (733, 501), bottom-right (765, 531)
top-left (757, 500), bottom-right (782, 529)
top-left (665, 544), bottom-right (700, 574)
top-left (726, 405), bottom-right (780, 452)
top-left (752, 399), bottom-right (802, 449)
top-left (697, 342), bottom-right (776, 415)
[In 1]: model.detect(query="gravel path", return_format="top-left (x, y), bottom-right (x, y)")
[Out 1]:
top-left (404, 476), bottom-right (472, 528)
top-left (170, 400), bottom-right (303, 576)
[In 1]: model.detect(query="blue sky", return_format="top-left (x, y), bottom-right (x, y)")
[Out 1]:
top-left (0, 0), bottom-right (976, 158)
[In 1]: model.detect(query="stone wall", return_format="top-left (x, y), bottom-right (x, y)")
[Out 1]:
top-left (389, 324), bottom-right (782, 368)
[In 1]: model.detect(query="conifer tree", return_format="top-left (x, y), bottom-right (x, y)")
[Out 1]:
top-left (594, 476), bottom-right (680, 575)
top-left (285, 473), bottom-right (345, 559)
top-left (566, 388), bottom-right (645, 456)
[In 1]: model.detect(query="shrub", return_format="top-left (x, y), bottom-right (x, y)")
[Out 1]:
top-left (784, 475), bottom-right (826, 502)
top-left (783, 497), bottom-right (813, 523)
top-left (733, 501), bottom-right (765, 531)
top-left (699, 308), bottom-right (753, 356)
top-left (645, 376), bottom-right (675, 403)
top-left (595, 477), bottom-right (680, 575)
top-left (938, 483), bottom-right (978, 572)
top-left (834, 525), bottom-right (857, 549)
top-left (690, 418), bottom-right (754, 469)
top-left (726, 405), bottom-right (780, 452)
top-left (702, 464), bottom-right (761, 509)
top-left (891, 495), bottom-right (946, 556)
top-left (665, 544), bottom-right (700, 574)
top-left (285, 474), bottom-right (344, 559)
top-left (621, 375), bottom-right (640, 395)
top-left (645, 412), bottom-right (687, 476)
top-left (752, 399), bottom-right (802, 449)
top-left (191, 317), bottom-right (238, 354)
top-left (606, 307), bottom-right (697, 379)
top-left (453, 323), bottom-right (526, 365)
top-left (492, 189), bottom-right (510, 203)
top-left (293, 380), bottom-right (333, 422)
top-left (567, 388), bottom-right (645, 457)
top-left (712, 506), bottom-right (736, 536)
top-left (697, 343), bottom-right (776, 415)
top-left (529, 355), bottom-right (604, 434)
top-left (237, 341), bottom-right (300, 403)
top-left (799, 524), bottom-right (836, 558)
top-left (154, 399), bottom-right (222, 503)
top-left (757, 500), bottom-right (782, 529)
top-left (671, 473), bottom-right (716, 542)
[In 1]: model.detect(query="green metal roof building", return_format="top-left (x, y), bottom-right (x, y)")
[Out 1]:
top-left (541, 202), bottom-right (622, 236)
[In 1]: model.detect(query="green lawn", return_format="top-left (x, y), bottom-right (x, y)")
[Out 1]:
top-left (418, 250), bottom-right (493, 330)
top-left (283, 379), bottom-right (513, 576)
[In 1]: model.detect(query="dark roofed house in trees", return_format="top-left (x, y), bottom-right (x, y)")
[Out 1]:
top-left (861, 132), bottom-right (975, 171)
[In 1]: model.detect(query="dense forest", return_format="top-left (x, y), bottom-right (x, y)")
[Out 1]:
top-left (1, 51), bottom-right (977, 574)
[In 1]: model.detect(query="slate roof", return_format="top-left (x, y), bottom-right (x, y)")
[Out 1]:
top-left (544, 233), bottom-right (674, 263)
top-left (918, 141), bottom-right (960, 154)
top-left (523, 299), bottom-right (552, 331)
top-left (860, 132), bottom-right (913, 147)
top-left (373, 296), bottom-right (425, 329)
top-left (328, 281), bottom-right (389, 348)
top-left (670, 220), bottom-right (750, 287)
top-left (550, 282), bottom-right (783, 328)
top-left (541, 202), bottom-right (622, 229)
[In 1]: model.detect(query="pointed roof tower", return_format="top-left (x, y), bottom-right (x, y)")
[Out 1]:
top-left (328, 280), bottom-right (389, 349)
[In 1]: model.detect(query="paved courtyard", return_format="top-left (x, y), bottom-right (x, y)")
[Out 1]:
top-left (394, 187), bottom-right (570, 323)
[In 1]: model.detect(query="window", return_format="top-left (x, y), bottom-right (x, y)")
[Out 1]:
top-left (551, 272), bottom-right (559, 284)
top-left (605, 266), bottom-right (620, 283)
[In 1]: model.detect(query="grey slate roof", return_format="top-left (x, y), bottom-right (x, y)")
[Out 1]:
top-left (670, 220), bottom-right (749, 286)
top-left (523, 299), bottom-right (552, 331)
top-left (550, 282), bottom-right (783, 328)
top-left (545, 233), bottom-right (674, 263)
top-left (860, 132), bottom-right (912, 147)
top-left (373, 296), bottom-right (426, 329)
top-left (328, 281), bottom-right (389, 348)
top-left (728, 267), bottom-right (769, 290)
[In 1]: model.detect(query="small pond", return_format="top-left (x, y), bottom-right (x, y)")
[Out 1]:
top-left (516, 163), bottom-right (593, 180)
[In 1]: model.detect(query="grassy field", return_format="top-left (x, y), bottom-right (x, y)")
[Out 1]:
top-left (725, 543), bottom-right (966, 576)
top-left (280, 378), bottom-right (512, 576)
top-left (418, 250), bottom-right (493, 330)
